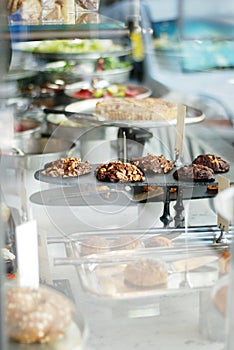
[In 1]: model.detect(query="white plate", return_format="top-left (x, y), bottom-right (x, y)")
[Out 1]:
top-left (66, 99), bottom-right (99, 114)
top-left (65, 83), bottom-right (152, 100)
top-left (65, 99), bottom-right (205, 128)
top-left (12, 40), bottom-right (132, 60)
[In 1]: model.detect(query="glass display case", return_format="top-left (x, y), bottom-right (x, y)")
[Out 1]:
top-left (8, 13), bottom-right (129, 41)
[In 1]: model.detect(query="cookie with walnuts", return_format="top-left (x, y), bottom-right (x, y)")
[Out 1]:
top-left (192, 153), bottom-right (230, 173)
top-left (173, 164), bottom-right (215, 182)
top-left (130, 153), bottom-right (174, 175)
top-left (95, 161), bottom-right (145, 183)
top-left (41, 157), bottom-right (92, 177)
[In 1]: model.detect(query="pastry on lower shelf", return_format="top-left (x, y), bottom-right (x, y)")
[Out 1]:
top-left (173, 164), bottom-right (215, 182)
top-left (6, 286), bottom-right (73, 344)
top-left (143, 186), bottom-right (161, 192)
top-left (219, 251), bottom-right (230, 275)
top-left (111, 235), bottom-right (142, 251)
top-left (192, 154), bottom-right (230, 173)
top-left (133, 186), bottom-right (164, 202)
top-left (96, 185), bottom-right (111, 199)
top-left (95, 97), bottom-right (178, 121)
top-left (144, 235), bottom-right (173, 248)
top-left (80, 236), bottom-right (110, 256)
top-left (77, 184), bottom-right (110, 197)
top-left (130, 153), bottom-right (174, 175)
top-left (95, 161), bottom-right (144, 183)
top-left (41, 157), bottom-right (92, 177)
top-left (124, 258), bottom-right (168, 287)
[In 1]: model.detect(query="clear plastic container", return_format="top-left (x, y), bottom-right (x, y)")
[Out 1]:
top-left (54, 227), bottom-right (228, 300)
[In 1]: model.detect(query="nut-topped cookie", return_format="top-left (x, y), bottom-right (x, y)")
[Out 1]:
top-left (95, 161), bottom-right (145, 183)
top-left (173, 164), bottom-right (215, 182)
top-left (192, 154), bottom-right (230, 173)
top-left (41, 157), bottom-right (92, 177)
top-left (130, 153), bottom-right (174, 174)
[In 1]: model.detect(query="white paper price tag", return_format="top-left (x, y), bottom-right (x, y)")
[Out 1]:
top-left (0, 105), bottom-right (14, 149)
top-left (175, 104), bottom-right (186, 161)
top-left (16, 220), bottom-right (39, 289)
top-left (217, 175), bottom-right (230, 233)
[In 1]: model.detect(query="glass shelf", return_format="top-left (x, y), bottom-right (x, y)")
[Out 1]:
top-left (7, 13), bottom-right (129, 41)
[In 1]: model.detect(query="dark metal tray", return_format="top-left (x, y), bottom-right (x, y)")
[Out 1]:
top-left (29, 184), bottom-right (218, 207)
top-left (34, 164), bottom-right (234, 188)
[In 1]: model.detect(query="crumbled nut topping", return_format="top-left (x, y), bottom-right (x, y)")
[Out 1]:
top-left (192, 154), bottom-right (230, 173)
top-left (173, 164), bottom-right (215, 182)
top-left (131, 153), bottom-right (174, 174)
top-left (41, 157), bottom-right (92, 177)
top-left (95, 161), bottom-right (145, 183)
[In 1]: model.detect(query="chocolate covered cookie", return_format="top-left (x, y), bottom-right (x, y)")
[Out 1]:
top-left (41, 157), bottom-right (92, 178)
top-left (95, 161), bottom-right (144, 183)
top-left (192, 154), bottom-right (230, 173)
top-left (173, 164), bottom-right (215, 182)
top-left (130, 153), bottom-right (174, 174)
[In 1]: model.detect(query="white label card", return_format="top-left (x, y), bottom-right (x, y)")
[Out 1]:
top-left (0, 105), bottom-right (14, 149)
top-left (217, 175), bottom-right (230, 233)
top-left (175, 104), bottom-right (186, 160)
top-left (16, 220), bottom-right (39, 289)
